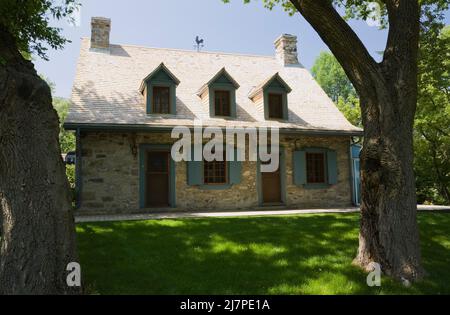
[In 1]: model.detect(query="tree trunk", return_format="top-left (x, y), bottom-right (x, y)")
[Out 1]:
top-left (354, 92), bottom-right (424, 281)
top-left (290, 0), bottom-right (424, 281)
top-left (0, 27), bottom-right (80, 294)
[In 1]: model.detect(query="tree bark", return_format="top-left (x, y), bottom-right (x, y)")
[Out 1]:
top-left (291, 0), bottom-right (424, 281)
top-left (0, 26), bottom-right (80, 294)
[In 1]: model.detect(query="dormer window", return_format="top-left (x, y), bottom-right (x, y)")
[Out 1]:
top-left (249, 73), bottom-right (292, 121)
top-left (197, 68), bottom-right (240, 118)
top-left (140, 63), bottom-right (180, 115)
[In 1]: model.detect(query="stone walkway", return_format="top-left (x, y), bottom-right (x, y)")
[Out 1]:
top-left (75, 205), bottom-right (450, 223)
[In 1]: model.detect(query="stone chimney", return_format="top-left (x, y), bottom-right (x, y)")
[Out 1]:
top-left (91, 17), bottom-right (111, 50)
top-left (274, 34), bottom-right (299, 66)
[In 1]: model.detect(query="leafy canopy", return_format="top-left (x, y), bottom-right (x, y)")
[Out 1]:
top-left (311, 52), bottom-right (356, 102)
top-left (0, 0), bottom-right (80, 60)
top-left (414, 25), bottom-right (450, 204)
top-left (224, 1), bottom-right (449, 29)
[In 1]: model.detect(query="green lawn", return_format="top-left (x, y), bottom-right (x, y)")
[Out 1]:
top-left (76, 212), bottom-right (450, 295)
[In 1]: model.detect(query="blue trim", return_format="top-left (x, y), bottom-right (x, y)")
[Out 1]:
top-left (146, 82), bottom-right (177, 115)
top-left (139, 144), bottom-right (176, 208)
top-left (304, 183), bottom-right (330, 190)
top-left (198, 160), bottom-right (233, 190)
top-left (263, 88), bottom-right (289, 121)
top-left (257, 146), bottom-right (286, 206)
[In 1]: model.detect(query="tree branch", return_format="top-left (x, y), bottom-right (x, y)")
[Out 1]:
top-left (290, 0), bottom-right (381, 98)
top-left (381, 1), bottom-right (420, 111)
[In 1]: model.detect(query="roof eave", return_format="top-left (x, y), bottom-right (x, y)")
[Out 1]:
top-left (63, 122), bottom-right (364, 137)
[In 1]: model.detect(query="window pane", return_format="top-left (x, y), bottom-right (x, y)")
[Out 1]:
top-left (306, 153), bottom-right (325, 183)
top-left (153, 86), bottom-right (170, 114)
top-left (268, 93), bottom-right (283, 119)
top-left (215, 90), bottom-right (231, 117)
top-left (204, 150), bottom-right (227, 184)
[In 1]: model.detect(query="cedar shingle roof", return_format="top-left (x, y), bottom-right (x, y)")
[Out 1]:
top-left (66, 38), bottom-right (362, 135)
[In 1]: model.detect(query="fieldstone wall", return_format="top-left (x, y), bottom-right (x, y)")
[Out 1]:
top-left (78, 131), bottom-right (353, 214)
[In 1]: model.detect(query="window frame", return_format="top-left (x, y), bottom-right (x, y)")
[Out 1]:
top-left (263, 88), bottom-right (288, 121)
top-left (214, 90), bottom-right (232, 117)
top-left (267, 92), bottom-right (284, 120)
top-left (293, 147), bottom-right (337, 189)
top-left (305, 152), bottom-right (327, 184)
top-left (152, 85), bottom-right (171, 114)
top-left (203, 149), bottom-right (228, 185)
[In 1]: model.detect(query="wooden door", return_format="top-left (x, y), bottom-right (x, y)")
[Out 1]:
top-left (146, 151), bottom-right (169, 207)
top-left (261, 161), bottom-right (282, 204)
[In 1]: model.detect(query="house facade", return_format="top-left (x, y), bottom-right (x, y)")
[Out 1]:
top-left (65, 17), bottom-right (363, 215)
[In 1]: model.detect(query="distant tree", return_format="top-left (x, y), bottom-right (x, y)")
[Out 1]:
top-left (311, 51), bottom-right (361, 127)
top-left (414, 25), bottom-right (450, 205)
top-left (0, 0), bottom-right (80, 294)
top-left (336, 95), bottom-right (362, 127)
top-left (311, 51), bottom-right (356, 102)
top-left (53, 97), bottom-right (76, 153)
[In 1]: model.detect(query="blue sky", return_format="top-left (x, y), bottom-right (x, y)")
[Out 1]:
top-left (34, 0), bottom-right (449, 98)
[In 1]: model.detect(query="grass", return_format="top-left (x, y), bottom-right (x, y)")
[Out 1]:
top-left (76, 212), bottom-right (450, 295)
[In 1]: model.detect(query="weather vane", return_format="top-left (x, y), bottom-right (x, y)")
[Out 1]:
top-left (194, 36), bottom-right (204, 52)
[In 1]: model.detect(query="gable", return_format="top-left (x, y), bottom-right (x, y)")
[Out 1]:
top-left (151, 69), bottom-right (174, 83)
top-left (267, 78), bottom-right (286, 90)
top-left (139, 63), bottom-right (180, 94)
top-left (214, 73), bottom-right (234, 85)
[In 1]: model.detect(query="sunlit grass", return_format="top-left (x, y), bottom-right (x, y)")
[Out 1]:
top-left (76, 213), bottom-right (450, 295)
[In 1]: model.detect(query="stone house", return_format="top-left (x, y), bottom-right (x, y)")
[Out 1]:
top-left (65, 17), bottom-right (363, 214)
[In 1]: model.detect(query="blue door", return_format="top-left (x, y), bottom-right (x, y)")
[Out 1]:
top-left (351, 145), bottom-right (361, 206)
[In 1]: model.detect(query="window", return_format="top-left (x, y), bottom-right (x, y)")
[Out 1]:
top-left (306, 152), bottom-right (326, 183)
top-left (268, 93), bottom-right (283, 119)
top-left (204, 150), bottom-right (227, 184)
top-left (214, 90), bottom-right (231, 117)
top-left (152, 86), bottom-right (170, 114)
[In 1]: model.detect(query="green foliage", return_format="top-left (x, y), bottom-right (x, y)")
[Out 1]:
top-left (223, 0), bottom-right (296, 15)
top-left (66, 164), bottom-right (75, 185)
top-left (53, 97), bottom-right (75, 153)
top-left (336, 95), bottom-right (362, 127)
top-left (0, 0), bottom-right (80, 60)
top-left (311, 52), bottom-right (356, 102)
top-left (229, 0), bottom-right (449, 30)
top-left (414, 25), bottom-right (450, 205)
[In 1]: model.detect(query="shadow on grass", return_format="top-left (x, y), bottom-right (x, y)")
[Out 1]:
top-left (76, 213), bottom-right (450, 295)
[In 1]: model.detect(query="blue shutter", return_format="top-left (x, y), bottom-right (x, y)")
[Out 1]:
top-left (327, 150), bottom-right (338, 185)
top-left (187, 161), bottom-right (202, 185)
top-left (187, 145), bottom-right (203, 185)
top-left (293, 151), bottom-right (306, 185)
top-left (229, 147), bottom-right (242, 185)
